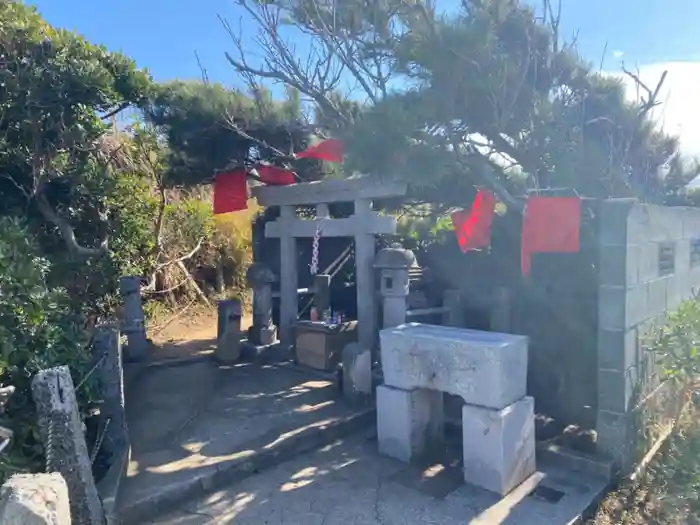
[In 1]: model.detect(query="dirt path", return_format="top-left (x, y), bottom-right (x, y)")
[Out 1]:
top-left (147, 304), bottom-right (253, 361)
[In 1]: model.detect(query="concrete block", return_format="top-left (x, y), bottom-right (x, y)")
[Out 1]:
top-left (598, 328), bottom-right (637, 373)
top-left (599, 199), bottom-right (635, 246)
top-left (376, 385), bottom-right (443, 462)
top-left (647, 277), bottom-right (669, 318)
top-left (599, 244), bottom-right (637, 287)
top-left (380, 323), bottom-right (528, 410)
top-left (596, 409), bottom-right (634, 469)
top-left (637, 243), bottom-right (660, 284)
top-left (0, 473), bottom-right (71, 525)
top-left (675, 239), bottom-right (691, 274)
top-left (597, 368), bottom-right (638, 413)
top-left (682, 207), bottom-right (700, 238)
top-left (598, 284), bottom-right (650, 331)
top-left (461, 396), bottom-right (536, 496)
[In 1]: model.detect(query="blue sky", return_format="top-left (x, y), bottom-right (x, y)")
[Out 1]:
top-left (28, 0), bottom-right (700, 154)
top-left (28, 0), bottom-right (700, 83)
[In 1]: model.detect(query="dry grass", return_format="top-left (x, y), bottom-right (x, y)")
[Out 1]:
top-left (591, 407), bottom-right (700, 525)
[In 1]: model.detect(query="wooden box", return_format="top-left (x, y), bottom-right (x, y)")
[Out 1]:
top-left (294, 320), bottom-right (358, 371)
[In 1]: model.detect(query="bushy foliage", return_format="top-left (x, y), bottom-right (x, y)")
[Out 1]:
top-left (0, 218), bottom-right (97, 481)
top-left (592, 294), bottom-right (700, 524)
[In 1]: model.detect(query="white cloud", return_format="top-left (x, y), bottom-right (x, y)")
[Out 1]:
top-left (612, 50), bottom-right (624, 59)
top-left (612, 61), bottom-right (700, 158)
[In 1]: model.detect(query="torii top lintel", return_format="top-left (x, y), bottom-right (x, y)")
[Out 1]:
top-left (250, 175), bottom-right (407, 207)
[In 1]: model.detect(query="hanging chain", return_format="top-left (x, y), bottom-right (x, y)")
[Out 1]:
top-left (310, 218), bottom-right (323, 275)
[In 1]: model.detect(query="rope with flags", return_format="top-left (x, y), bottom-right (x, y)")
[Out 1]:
top-left (213, 138), bottom-right (345, 215)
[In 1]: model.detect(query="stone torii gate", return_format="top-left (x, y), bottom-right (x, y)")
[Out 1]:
top-left (251, 176), bottom-right (408, 349)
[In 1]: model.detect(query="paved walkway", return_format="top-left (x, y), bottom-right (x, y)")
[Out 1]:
top-left (118, 359), bottom-right (371, 524)
top-left (149, 432), bottom-right (608, 525)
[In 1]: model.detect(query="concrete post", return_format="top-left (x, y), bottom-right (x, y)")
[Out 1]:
top-left (118, 276), bottom-right (148, 362)
top-left (94, 325), bottom-right (126, 458)
top-left (31, 366), bottom-right (105, 525)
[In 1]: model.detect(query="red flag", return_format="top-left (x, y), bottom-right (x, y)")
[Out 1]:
top-left (256, 165), bottom-right (296, 185)
top-left (451, 189), bottom-right (496, 252)
top-left (213, 169), bottom-right (248, 215)
top-left (296, 139), bottom-right (343, 163)
top-left (521, 196), bottom-right (581, 275)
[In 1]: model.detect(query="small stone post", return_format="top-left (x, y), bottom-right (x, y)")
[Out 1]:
top-left (31, 366), bottom-right (105, 525)
top-left (0, 473), bottom-right (72, 525)
top-left (94, 324), bottom-right (127, 457)
top-left (118, 276), bottom-right (148, 362)
top-left (375, 244), bottom-right (416, 330)
top-left (216, 298), bottom-right (243, 364)
top-left (246, 263), bottom-right (277, 346)
top-left (313, 274), bottom-right (331, 319)
top-left (342, 342), bottom-right (373, 404)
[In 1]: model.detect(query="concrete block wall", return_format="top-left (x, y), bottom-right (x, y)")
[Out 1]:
top-left (597, 199), bottom-right (700, 469)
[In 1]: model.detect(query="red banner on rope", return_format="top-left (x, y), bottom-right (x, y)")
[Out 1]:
top-left (296, 139), bottom-right (344, 163)
top-left (213, 169), bottom-right (248, 215)
top-left (451, 189), bottom-right (496, 252)
top-left (521, 196), bottom-right (581, 275)
top-left (256, 165), bottom-right (296, 185)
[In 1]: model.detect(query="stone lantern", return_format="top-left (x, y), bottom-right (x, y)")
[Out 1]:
top-left (374, 243), bottom-right (419, 329)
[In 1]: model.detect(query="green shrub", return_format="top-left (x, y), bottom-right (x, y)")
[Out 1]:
top-left (0, 217), bottom-right (96, 481)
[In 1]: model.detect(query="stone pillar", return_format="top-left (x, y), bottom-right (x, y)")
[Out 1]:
top-left (118, 276), bottom-right (148, 362)
top-left (246, 263), bottom-right (277, 346)
top-left (0, 473), bottom-right (71, 525)
top-left (94, 325), bottom-right (126, 458)
top-left (216, 298), bottom-right (242, 364)
top-left (374, 244), bottom-right (416, 330)
top-left (31, 366), bottom-right (105, 525)
top-left (278, 205), bottom-right (298, 347)
top-left (354, 199), bottom-right (377, 349)
top-left (442, 289), bottom-right (462, 327)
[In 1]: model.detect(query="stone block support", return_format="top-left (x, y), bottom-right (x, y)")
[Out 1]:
top-left (461, 396), bottom-right (536, 496)
top-left (376, 385), bottom-right (444, 462)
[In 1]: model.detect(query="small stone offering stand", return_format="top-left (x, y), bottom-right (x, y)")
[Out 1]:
top-left (377, 322), bottom-right (536, 496)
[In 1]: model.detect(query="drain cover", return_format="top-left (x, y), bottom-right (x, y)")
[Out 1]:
top-left (528, 485), bottom-right (566, 503)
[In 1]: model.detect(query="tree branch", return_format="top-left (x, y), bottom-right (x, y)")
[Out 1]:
top-left (35, 190), bottom-right (109, 257)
